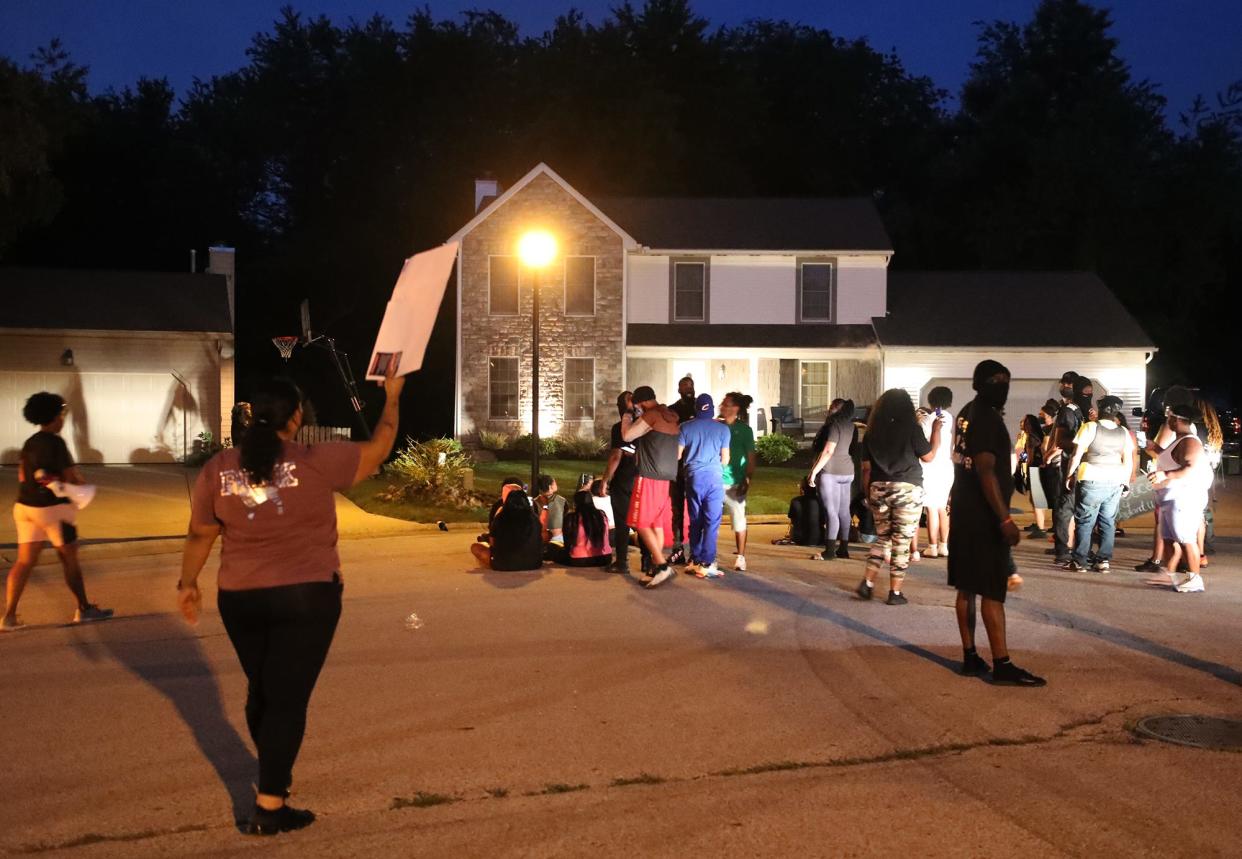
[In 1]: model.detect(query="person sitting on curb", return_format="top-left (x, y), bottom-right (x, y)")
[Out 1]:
top-left (534, 474), bottom-right (568, 557)
top-left (471, 478), bottom-right (544, 571)
top-left (551, 490), bottom-right (613, 567)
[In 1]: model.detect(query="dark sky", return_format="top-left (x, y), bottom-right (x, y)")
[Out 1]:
top-left (2, 0), bottom-right (1239, 118)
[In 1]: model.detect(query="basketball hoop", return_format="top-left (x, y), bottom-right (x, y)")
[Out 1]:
top-left (272, 336), bottom-right (299, 361)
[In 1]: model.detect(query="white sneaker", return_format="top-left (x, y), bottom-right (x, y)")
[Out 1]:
top-left (734, 554), bottom-right (747, 572)
top-left (701, 562), bottom-right (722, 578)
top-left (1174, 573), bottom-right (1205, 593)
top-left (911, 551), bottom-right (921, 562)
top-left (939, 543), bottom-right (949, 557)
top-left (923, 546), bottom-right (938, 558)
top-left (646, 566), bottom-right (676, 589)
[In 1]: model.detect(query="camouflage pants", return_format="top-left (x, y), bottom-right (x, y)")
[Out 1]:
top-left (865, 481), bottom-right (925, 582)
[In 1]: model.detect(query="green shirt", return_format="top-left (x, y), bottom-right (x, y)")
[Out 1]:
top-left (722, 421), bottom-right (755, 486)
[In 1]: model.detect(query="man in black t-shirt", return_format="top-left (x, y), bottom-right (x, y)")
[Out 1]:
top-left (667, 376), bottom-right (696, 562)
top-left (948, 362), bottom-right (1045, 687)
top-left (4, 392), bottom-right (113, 631)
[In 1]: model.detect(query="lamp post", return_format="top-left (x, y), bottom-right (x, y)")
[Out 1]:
top-left (517, 230), bottom-right (557, 491)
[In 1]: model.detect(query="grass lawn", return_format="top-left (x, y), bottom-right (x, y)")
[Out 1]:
top-left (345, 455), bottom-right (807, 523)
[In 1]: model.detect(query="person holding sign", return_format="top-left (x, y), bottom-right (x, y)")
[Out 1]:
top-left (178, 368), bottom-right (404, 835)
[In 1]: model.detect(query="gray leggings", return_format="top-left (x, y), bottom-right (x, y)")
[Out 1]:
top-left (817, 473), bottom-right (853, 541)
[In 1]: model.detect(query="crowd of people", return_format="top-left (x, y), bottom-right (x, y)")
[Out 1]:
top-left (2, 362), bottom-right (1227, 834)
top-left (471, 377), bottom-right (757, 588)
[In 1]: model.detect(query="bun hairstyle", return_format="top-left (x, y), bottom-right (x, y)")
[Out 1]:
top-left (241, 377), bottom-right (303, 483)
top-left (23, 391), bottom-right (66, 426)
top-left (723, 391), bottom-right (753, 419)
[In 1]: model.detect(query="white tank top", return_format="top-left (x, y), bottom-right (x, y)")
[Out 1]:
top-left (1155, 434), bottom-right (1212, 498)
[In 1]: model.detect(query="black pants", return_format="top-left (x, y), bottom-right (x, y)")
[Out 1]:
top-left (1052, 477), bottom-right (1074, 559)
top-left (610, 486), bottom-right (632, 563)
top-left (670, 466), bottom-right (687, 548)
top-left (218, 577), bottom-right (343, 796)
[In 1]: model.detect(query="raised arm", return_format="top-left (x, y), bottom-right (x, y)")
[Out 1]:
top-left (918, 415), bottom-right (944, 463)
top-left (352, 369), bottom-right (405, 484)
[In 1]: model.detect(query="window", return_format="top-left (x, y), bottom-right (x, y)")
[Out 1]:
top-left (800, 361), bottom-right (830, 424)
top-left (489, 256), bottom-right (519, 315)
top-left (671, 260), bottom-right (708, 322)
top-left (488, 357), bottom-right (519, 420)
top-left (564, 257), bottom-right (596, 316)
top-left (798, 261), bottom-right (834, 322)
top-left (564, 358), bottom-right (595, 420)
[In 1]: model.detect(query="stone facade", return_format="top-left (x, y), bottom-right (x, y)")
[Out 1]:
top-left (459, 173), bottom-right (624, 440)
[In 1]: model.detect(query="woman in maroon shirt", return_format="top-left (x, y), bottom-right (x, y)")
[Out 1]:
top-left (178, 370), bottom-right (402, 835)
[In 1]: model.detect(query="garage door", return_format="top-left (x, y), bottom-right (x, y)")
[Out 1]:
top-left (920, 378), bottom-right (1103, 438)
top-left (0, 372), bottom-right (191, 464)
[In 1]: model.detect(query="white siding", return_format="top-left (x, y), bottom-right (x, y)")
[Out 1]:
top-left (627, 254), bottom-right (669, 323)
top-left (0, 330), bottom-right (225, 464)
top-left (836, 256), bottom-right (888, 323)
top-left (883, 349), bottom-right (1148, 425)
top-left (708, 256), bottom-right (796, 324)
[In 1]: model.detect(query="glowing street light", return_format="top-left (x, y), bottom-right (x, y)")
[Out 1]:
top-left (518, 229), bottom-right (557, 489)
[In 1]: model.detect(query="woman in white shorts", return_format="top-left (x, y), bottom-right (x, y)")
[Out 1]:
top-left (919, 387), bottom-right (956, 558)
top-left (3, 392), bottom-right (112, 630)
top-left (1149, 403), bottom-right (1212, 593)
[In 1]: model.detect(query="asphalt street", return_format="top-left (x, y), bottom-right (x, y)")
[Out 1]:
top-left (1, 477), bottom-right (1240, 857)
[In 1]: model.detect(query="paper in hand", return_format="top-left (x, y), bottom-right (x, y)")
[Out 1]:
top-left (367, 242), bottom-right (459, 380)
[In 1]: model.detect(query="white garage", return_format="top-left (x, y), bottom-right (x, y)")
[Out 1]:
top-left (876, 272), bottom-right (1154, 426)
top-left (0, 262), bottom-right (235, 464)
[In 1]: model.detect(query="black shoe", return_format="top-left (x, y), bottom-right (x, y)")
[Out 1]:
top-left (855, 579), bottom-right (874, 601)
top-left (640, 556), bottom-right (652, 574)
top-left (1023, 523), bottom-right (1038, 533)
top-left (1027, 527), bottom-right (1047, 539)
top-left (605, 561), bottom-right (630, 574)
top-left (961, 652), bottom-right (991, 677)
top-left (835, 542), bottom-right (850, 559)
top-left (1044, 547), bottom-right (1057, 555)
top-left (1134, 559), bottom-right (1162, 573)
top-left (885, 591), bottom-right (908, 606)
top-left (990, 661), bottom-right (1047, 687)
top-left (245, 804), bottom-right (316, 836)
top-left (666, 547), bottom-right (686, 566)
top-left (1065, 560), bottom-right (1086, 572)
top-left (1053, 557), bottom-right (1071, 568)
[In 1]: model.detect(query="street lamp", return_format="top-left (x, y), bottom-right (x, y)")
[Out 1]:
top-left (517, 230), bottom-right (557, 490)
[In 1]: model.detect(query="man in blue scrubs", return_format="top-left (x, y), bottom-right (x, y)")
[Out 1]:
top-left (678, 394), bottom-right (731, 578)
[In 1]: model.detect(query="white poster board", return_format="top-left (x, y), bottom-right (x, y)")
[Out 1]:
top-left (366, 242), bottom-right (458, 380)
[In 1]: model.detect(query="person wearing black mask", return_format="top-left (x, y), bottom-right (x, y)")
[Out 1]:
top-left (1050, 372), bottom-right (1092, 564)
top-left (948, 360), bottom-right (1046, 686)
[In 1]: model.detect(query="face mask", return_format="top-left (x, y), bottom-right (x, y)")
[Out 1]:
top-left (1076, 392), bottom-right (1093, 412)
top-left (1059, 385), bottom-right (1074, 400)
top-left (979, 380), bottom-right (1009, 410)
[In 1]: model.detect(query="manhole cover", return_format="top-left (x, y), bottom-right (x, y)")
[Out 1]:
top-left (1133, 715), bottom-right (1242, 751)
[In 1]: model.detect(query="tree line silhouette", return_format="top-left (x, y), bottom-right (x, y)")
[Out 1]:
top-left (1, 0), bottom-right (1239, 433)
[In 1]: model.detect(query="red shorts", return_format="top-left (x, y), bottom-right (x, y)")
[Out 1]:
top-left (627, 476), bottom-right (673, 533)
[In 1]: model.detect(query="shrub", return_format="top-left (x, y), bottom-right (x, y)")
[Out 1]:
top-left (185, 430), bottom-right (224, 467)
top-left (378, 437), bottom-right (480, 507)
top-left (476, 429), bottom-right (511, 452)
top-left (505, 433), bottom-right (559, 457)
top-left (556, 433), bottom-right (606, 459)
top-left (755, 432), bottom-right (797, 465)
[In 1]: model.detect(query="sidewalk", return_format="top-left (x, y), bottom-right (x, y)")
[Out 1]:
top-left (0, 465), bottom-right (427, 566)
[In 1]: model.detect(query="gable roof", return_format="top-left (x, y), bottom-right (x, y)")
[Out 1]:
top-left (448, 163), bottom-right (638, 247)
top-left (0, 267), bottom-right (233, 333)
top-left (596, 196), bottom-right (893, 252)
top-left (874, 271), bottom-right (1154, 350)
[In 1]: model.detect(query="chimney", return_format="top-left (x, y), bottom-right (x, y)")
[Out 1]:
top-left (474, 176), bottom-right (500, 212)
top-left (207, 245), bottom-right (236, 330)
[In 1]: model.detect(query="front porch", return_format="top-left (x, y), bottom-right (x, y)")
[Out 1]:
top-left (624, 345), bottom-right (881, 437)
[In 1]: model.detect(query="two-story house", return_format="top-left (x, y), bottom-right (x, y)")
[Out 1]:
top-left (450, 163), bottom-right (1153, 440)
